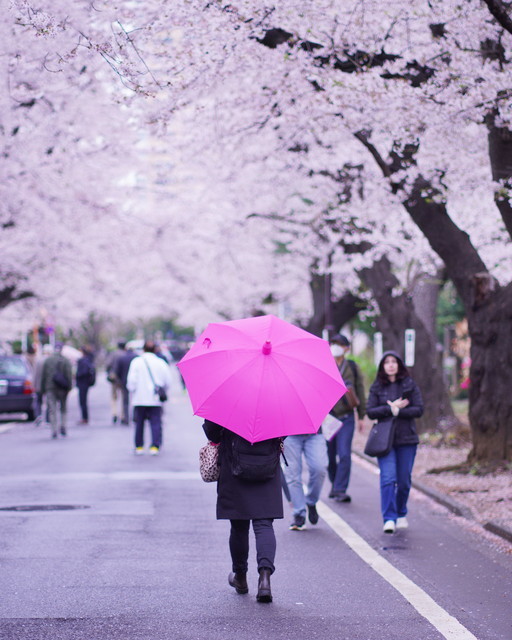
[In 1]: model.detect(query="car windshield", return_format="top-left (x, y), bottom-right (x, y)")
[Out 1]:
top-left (0, 358), bottom-right (27, 376)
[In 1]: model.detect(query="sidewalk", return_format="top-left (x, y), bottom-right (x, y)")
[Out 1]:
top-left (352, 426), bottom-right (512, 550)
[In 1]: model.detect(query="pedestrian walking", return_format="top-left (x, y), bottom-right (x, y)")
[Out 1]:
top-left (366, 350), bottom-right (424, 534)
top-left (75, 345), bottom-right (96, 425)
top-left (283, 430), bottom-right (328, 531)
top-left (33, 343), bottom-right (53, 425)
top-left (127, 341), bottom-right (171, 455)
top-left (106, 341), bottom-right (127, 424)
top-left (114, 346), bottom-right (136, 425)
top-left (40, 343), bottom-right (72, 439)
top-left (326, 334), bottom-right (366, 503)
top-left (202, 419), bottom-right (283, 603)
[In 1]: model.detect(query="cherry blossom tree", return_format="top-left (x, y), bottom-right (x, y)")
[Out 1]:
top-left (5, 1), bottom-right (512, 460)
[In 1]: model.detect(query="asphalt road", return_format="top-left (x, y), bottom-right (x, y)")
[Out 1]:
top-left (0, 369), bottom-right (510, 640)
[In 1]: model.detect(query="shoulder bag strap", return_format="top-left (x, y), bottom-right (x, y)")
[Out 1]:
top-left (142, 357), bottom-right (156, 386)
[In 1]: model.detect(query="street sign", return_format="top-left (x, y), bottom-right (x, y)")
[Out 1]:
top-left (374, 332), bottom-right (383, 366)
top-left (405, 329), bottom-right (416, 366)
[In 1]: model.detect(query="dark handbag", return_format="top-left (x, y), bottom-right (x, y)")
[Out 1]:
top-left (143, 358), bottom-right (168, 402)
top-left (364, 418), bottom-right (396, 457)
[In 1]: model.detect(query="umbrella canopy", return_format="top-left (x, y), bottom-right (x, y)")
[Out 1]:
top-left (177, 315), bottom-right (347, 443)
top-left (61, 345), bottom-right (82, 363)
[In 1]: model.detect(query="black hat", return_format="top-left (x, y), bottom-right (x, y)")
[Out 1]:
top-left (330, 333), bottom-right (350, 346)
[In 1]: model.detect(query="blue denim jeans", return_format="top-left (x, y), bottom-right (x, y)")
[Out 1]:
top-left (327, 412), bottom-right (355, 493)
top-left (284, 434), bottom-right (328, 517)
top-left (377, 444), bottom-right (417, 522)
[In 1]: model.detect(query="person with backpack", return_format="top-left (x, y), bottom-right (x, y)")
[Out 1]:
top-left (75, 345), bottom-right (96, 425)
top-left (327, 333), bottom-right (366, 503)
top-left (40, 343), bottom-right (73, 439)
top-left (202, 419), bottom-right (283, 604)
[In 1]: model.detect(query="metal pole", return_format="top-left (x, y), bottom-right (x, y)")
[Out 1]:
top-left (323, 253), bottom-right (335, 341)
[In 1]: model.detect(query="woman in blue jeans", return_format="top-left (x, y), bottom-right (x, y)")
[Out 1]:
top-left (366, 351), bottom-right (423, 534)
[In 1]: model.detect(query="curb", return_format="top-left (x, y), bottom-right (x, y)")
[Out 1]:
top-left (483, 521), bottom-right (512, 544)
top-left (353, 448), bottom-right (512, 546)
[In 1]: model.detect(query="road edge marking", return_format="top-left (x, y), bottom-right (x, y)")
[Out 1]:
top-left (317, 500), bottom-right (478, 640)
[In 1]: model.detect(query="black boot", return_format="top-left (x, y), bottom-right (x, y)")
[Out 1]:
top-left (256, 568), bottom-right (272, 603)
top-left (228, 572), bottom-right (248, 594)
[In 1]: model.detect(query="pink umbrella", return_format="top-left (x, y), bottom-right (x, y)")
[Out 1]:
top-left (177, 314), bottom-right (347, 443)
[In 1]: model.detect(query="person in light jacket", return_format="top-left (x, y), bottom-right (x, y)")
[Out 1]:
top-left (127, 341), bottom-right (171, 455)
top-left (366, 351), bottom-right (423, 534)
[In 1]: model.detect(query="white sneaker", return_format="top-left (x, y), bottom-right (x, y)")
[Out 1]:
top-left (396, 517), bottom-right (409, 529)
top-left (134, 447), bottom-right (144, 456)
top-left (383, 520), bottom-right (396, 533)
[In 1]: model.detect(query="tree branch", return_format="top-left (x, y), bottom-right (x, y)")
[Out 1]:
top-left (482, 0), bottom-right (512, 35)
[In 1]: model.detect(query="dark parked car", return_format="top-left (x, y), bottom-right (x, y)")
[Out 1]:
top-left (0, 355), bottom-right (36, 421)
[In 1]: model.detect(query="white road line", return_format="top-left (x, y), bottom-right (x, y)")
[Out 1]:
top-left (317, 500), bottom-right (478, 640)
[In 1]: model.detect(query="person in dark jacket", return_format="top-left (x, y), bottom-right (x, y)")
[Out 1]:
top-left (366, 351), bottom-right (423, 534)
top-left (114, 347), bottom-right (137, 425)
top-left (75, 345), bottom-right (96, 424)
top-left (327, 333), bottom-right (366, 503)
top-left (202, 419), bottom-right (283, 604)
top-left (41, 343), bottom-right (72, 439)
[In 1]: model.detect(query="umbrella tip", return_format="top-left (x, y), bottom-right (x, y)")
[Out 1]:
top-left (203, 338), bottom-right (212, 348)
top-left (262, 340), bottom-right (272, 355)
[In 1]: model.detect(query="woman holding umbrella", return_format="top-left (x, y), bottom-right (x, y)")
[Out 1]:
top-left (178, 315), bottom-right (347, 603)
top-left (202, 419), bottom-right (283, 603)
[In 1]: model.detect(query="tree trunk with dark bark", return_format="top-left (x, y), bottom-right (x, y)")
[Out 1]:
top-left (485, 112), bottom-right (512, 238)
top-left (305, 271), bottom-right (363, 337)
top-left (359, 256), bottom-right (456, 433)
top-left (403, 179), bottom-right (512, 461)
top-left (466, 280), bottom-right (512, 461)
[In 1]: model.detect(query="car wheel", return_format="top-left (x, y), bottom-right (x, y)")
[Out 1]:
top-left (26, 410), bottom-right (36, 422)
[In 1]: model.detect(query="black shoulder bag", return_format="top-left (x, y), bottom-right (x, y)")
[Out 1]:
top-left (143, 358), bottom-right (168, 402)
top-left (364, 417), bottom-right (396, 457)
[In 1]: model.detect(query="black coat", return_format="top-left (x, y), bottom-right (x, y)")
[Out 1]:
top-left (76, 354), bottom-right (95, 388)
top-left (366, 376), bottom-right (423, 446)
top-left (114, 350), bottom-right (136, 387)
top-left (202, 420), bottom-right (284, 521)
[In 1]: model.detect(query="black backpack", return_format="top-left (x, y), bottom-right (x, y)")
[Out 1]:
top-left (231, 433), bottom-right (282, 482)
top-left (52, 360), bottom-right (71, 392)
top-left (88, 361), bottom-right (96, 387)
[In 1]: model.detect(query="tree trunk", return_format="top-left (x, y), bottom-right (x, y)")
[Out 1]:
top-left (403, 180), bottom-right (512, 460)
top-left (485, 112), bottom-right (512, 238)
top-left (467, 280), bottom-right (512, 461)
top-left (411, 268), bottom-right (445, 343)
top-left (359, 256), bottom-right (457, 433)
top-left (305, 272), bottom-right (363, 337)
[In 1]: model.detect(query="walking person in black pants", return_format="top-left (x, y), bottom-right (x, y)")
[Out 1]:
top-left (75, 345), bottom-right (96, 425)
top-left (202, 419), bottom-right (283, 603)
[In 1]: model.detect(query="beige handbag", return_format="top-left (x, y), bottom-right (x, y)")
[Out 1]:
top-left (199, 442), bottom-right (220, 482)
